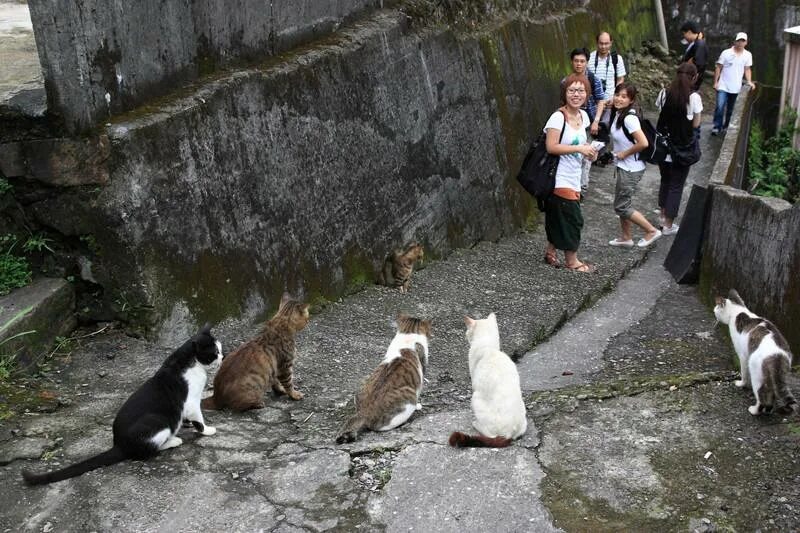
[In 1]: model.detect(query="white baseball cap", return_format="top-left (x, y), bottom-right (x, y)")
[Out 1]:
top-left (735, 32), bottom-right (748, 41)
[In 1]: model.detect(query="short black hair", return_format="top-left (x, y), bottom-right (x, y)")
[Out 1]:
top-left (680, 21), bottom-right (699, 33)
top-left (570, 47), bottom-right (590, 60)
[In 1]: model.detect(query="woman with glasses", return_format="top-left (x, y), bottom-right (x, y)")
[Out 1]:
top-left (542, 73), bottom-right (598, 273)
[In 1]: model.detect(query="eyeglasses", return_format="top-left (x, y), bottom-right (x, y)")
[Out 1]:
top-left (566, 88), bottom-right (586, 95)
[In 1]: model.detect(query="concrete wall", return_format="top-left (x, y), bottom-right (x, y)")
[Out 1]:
top-left (25, 3), bottom-right (660, 341)
top-left (663, 0), bottom-right (800, 86)
top-left (700, 88), bottom-right (800, 354)
top-left (27, 0), bottom-right (390, 133)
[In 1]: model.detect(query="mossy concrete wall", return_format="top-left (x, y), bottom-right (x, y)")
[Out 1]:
top-left (27, 4), bottom-right (659, 342)
top-left (27, 0), bottom-right (393, 134)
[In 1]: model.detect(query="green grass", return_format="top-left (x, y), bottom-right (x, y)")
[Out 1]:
top-left (0, 235), bottom-right (31, 296)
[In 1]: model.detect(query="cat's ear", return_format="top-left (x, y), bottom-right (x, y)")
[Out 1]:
top-left (198, 322), bottom-right (212, 335)
top-left (728, 289), bottom-right (744, 306)
top-left (280, 292), bottom-right (291, 307)
top-left (464, 316), bottom-right (475, 328)
top-left (302, 304), bottom-right (310, 316)
top-left (487, 312), bottom-right (497, 323)
top-left (714, 296), bottom-right (724, 306)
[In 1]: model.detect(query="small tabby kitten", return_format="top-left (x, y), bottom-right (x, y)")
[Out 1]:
top-left (714, 289), bottom-right (797, 416)
top-left (450, 313), bottom-right (527, 448)
top-left (23, 325), bottom-right (222, 485)
top-left (379, 241), bottom-right (424, 293)
top-left (202, 293), bottom-right (310, 411)
top-left (336, 314), bottom-right (431, 443)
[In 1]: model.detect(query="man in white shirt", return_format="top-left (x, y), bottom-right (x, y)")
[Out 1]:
top-left (588, 32), bottom-right (626, 103)
top-left (589, 31), bottom-right (626, 154)
top-left (711, 32), bottom-right (755, 135)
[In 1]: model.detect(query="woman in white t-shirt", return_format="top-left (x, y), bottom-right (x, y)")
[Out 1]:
top-left (655, 62), bottom-right (703, 235)
top-left (542, 74), bottom-right (598, 273)
top-left (607, 83), bottom-right (662, 248)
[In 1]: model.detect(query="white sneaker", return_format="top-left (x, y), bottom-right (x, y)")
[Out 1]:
top-left (637, 230), bottom-right (662, 248)
top-left (609, 238), bottom-right (634, 248)
top-left (662, 224), bottom-right (680, 236)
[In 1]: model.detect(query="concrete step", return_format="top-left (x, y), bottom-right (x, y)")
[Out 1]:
top-left (0, 277), bottom-right (76, 371)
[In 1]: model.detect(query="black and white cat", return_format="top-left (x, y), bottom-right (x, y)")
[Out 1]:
top-left (714, 289), bottom-right (797, 416)
top-left (22, 325), bottom-right (223, 485)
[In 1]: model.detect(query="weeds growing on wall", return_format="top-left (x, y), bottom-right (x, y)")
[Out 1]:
top-left (748, 106), bottom-right (800, 203)
top-left (0, 235), bottom-right (31, 296)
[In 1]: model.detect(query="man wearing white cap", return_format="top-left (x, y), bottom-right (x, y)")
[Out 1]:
top-left (711, 32), bottom-right (755, 136)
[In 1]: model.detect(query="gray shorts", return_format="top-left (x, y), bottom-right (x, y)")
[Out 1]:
top-left (613, 166), bottom-right (645, 219)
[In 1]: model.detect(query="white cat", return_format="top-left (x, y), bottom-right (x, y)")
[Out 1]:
top-left (714, 289), bottom-right (797, 416)
top-left (450, 313), bottom-right (527, 447)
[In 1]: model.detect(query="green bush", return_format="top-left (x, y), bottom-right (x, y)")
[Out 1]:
top-left (0, 177), bottom-right (11, 196)
top-left (0, 235), bottom-right (31, 296)
top-left (748, 107), bottom-right (800, 203)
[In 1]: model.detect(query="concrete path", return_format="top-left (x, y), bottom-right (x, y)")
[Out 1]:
top-left (0, 1), bottom-right (44, 114)
top-left (1, 117), bottom-right (799, 532)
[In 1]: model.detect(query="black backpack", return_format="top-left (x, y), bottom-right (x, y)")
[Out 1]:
top-left (613, 109), bottom-right (670, 165)
top-left (516, 111), bottom-right (567, 211)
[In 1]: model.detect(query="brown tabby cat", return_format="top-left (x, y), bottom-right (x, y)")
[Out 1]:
top-left (379, 242), bottom-right (424, 293)
top-left (201, 293), bottom-right (310, 411)
top-left (336, 314), bottom-right (431, 443)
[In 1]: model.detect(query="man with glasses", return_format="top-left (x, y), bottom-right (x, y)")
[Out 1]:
top-left (588, 32), bottom-right (626, 165)
top-left (561, 48), bottom-right (606, 195)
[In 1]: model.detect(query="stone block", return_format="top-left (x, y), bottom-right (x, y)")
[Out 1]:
top-left (0, 278), bottom-right (76, 369)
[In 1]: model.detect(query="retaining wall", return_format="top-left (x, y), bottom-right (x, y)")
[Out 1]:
top-left (27, 0), bottom-right (391, 134)
top-left (700, 88), bottom-right (800, 353)
top-left (24, 2), bottom-right (660, 342)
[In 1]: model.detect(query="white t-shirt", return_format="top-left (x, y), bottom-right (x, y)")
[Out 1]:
top-left (610, 112), bottom-right (646, 172)
top-left (656, 90), bottom-right (703, 162)
top-left (588, 51), bottom-right (627, 101)
top-left (656, 89), bottom-right (703, 120)
top-left (544, 109), bottom-right (590, 191)
top-left (716, 48), bottom-right (753, 94)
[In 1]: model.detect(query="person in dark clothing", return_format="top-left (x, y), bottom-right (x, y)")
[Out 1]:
top-left (680, 21), bottom-right (708, 91)
top-left (655, 63), bottom-right (703, 235)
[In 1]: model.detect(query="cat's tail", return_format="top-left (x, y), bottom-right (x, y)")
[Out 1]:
top-left (22, 447), bottom-right (127, 486)
top-left (336, 415), bottom-right (366, 444)
top-left (448, 431), bottom-right (512, 448)
top-left (768, 355), bottom-right (798, 415)
top-left (201, 395), bottom-right (219, 410)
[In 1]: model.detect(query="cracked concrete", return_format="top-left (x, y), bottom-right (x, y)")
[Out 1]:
top-left (1, 115), bottom-right (798, 532)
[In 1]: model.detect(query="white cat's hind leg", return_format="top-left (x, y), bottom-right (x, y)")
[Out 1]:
top-left (748, 403), bottom-right (760, 416)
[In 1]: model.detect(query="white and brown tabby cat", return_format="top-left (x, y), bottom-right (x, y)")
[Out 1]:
top-left (450, 313), bottom-right (527, 448)
top-left (23, 325), bottom-right (222, 485)
top-left (201, 293), bottom-right (310, 411)
top-left (378, 241), bottom-right (424, 293)
top-left (336, 314), bottom-right (431, 443)
top-left (714, 289), bottom-right (797, 416)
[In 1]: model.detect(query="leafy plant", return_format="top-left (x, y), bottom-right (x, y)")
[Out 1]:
top-left (23, 234), bottom-right (55, 254)
top-left (0, 177), bottom-right (12, 196)
top-left (748, 107), bottom-right (800, 203)
top-left (0, 235), bottom-right (32, 296)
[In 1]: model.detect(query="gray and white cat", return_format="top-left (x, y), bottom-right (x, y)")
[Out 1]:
top-left (714, 289), bottom-right (797, 416)
top-left (450, 313), bottom-right (527, 447)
